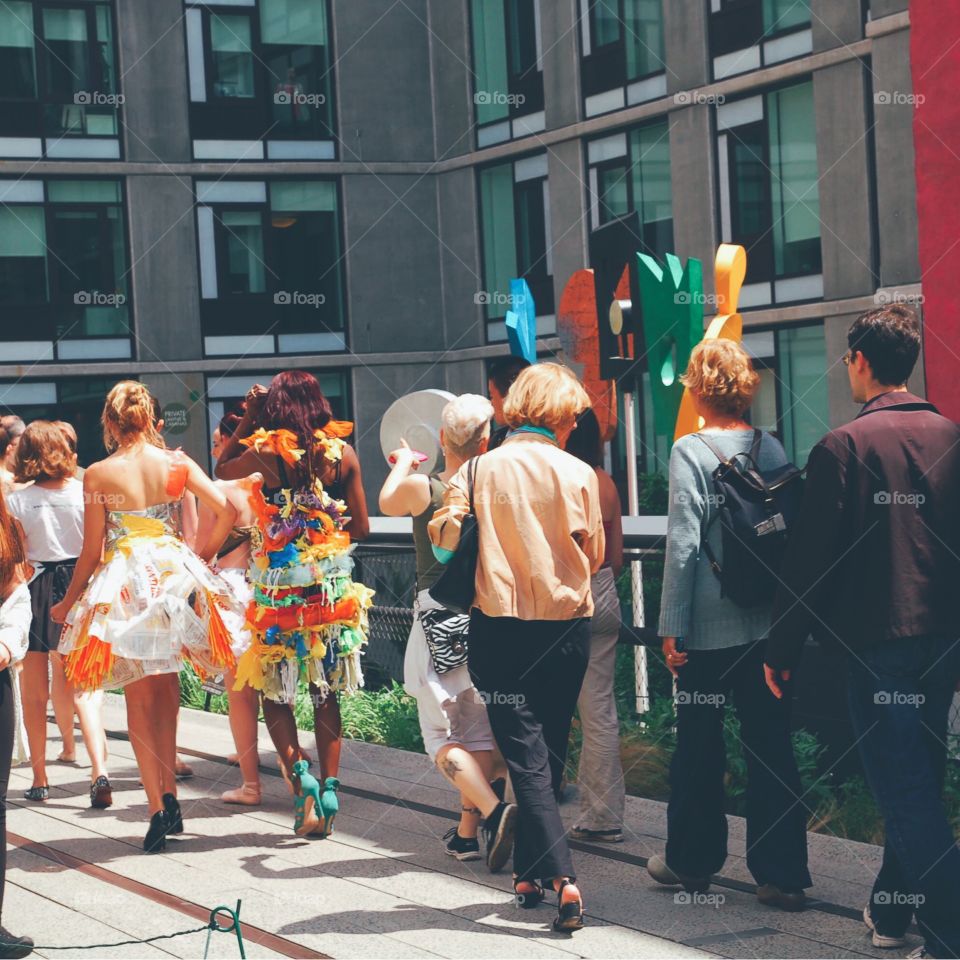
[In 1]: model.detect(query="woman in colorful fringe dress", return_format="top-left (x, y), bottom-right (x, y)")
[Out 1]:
top-left (216, 371), bottom-right (372, 836)
top-left (51, 382), bottom-right (242, 852)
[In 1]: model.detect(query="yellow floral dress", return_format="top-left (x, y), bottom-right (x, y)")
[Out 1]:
top-left (232, 423), bottom-right (374, 705)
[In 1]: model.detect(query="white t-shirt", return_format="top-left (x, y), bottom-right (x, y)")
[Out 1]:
top-left (7, 478), bottom-right (85, 562)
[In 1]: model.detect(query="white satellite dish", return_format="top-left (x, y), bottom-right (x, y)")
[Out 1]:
top-left (380, 389), bottom-right (456, 475)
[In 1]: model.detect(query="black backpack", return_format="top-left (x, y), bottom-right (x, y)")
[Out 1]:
top-left (695, 429), bottom-right (804, 609)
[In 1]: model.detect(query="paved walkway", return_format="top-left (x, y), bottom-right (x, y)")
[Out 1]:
top-left (4, 699), bottom-right (922, 959)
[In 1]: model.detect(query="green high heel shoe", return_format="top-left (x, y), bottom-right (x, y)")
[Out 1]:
top-left (291, 760), bottom-right (322, 837)
top-left (319, 776), bottom-right (340, 836)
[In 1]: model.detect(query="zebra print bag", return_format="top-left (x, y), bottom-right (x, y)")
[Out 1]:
top-left (418, 607), bottom-right (470, 674)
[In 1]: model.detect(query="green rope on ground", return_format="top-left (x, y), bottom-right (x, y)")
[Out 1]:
top-left (1, 900), bottom-right (247, 957)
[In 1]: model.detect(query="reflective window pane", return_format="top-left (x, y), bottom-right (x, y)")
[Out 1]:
top-left (598, 164), bottom-right (630, 224)
top-left (471, 0), bottom-right (510, 124)
top-left (625, 0), bottom-right (665, 80)
top-left (763, 0), bottom-right (810, 35)
top-left (42, 8), bottom-right (90, 101)
top-left (0, 1), bottom-right (37, 98)
top-left (222, 211), bottom-right (265, 294)
top-left (768, 82), bottom-right (821, 276)
top-left (777, 324), bottom-right (827, 466)
top-left (211, 14), bottom-right (255, 99)
top-left (0, 206), bottom-right (47, 303)
top-left (591, 0), bottom-right (622, 47)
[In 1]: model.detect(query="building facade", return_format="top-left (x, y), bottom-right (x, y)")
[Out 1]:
top-left (0, 0), bottom-right (921, 502)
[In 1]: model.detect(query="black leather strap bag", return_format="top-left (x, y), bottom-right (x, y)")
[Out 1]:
top-left (428, 458), bottom-right (479, 616)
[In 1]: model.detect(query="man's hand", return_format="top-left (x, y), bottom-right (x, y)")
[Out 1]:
top-left (662, 637), bottom-right (687, 678)
top-left (764, 663), bottom-right (791, 700)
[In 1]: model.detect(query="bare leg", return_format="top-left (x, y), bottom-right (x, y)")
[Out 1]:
top-left (262, 698), bottom-right (302, 786)
top-left (223, 668), bottom-right (261, 802)
top-left (50, 656), bottom-right (76, 761)
top-left (435, 744), bottom-right (501, 823)
top-left (157, 674), bottom-right (179, 798)
top-left (125, 678), bottom-right (164, 814)
top-left (72, 686), bottom-right (108, 782)
top-left (312, 690), bottom-right (342, 782)
top-left (21, 652), bottom-right (50, 790)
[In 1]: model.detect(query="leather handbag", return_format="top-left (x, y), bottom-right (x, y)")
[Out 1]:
top-left (428, 458), bottom-right (479, 615)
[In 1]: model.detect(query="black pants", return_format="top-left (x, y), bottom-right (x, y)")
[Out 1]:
top-left (0, 671), bottom-right (13, 918)
top-left (468, 610), bottom-right (590, 883)
top-left (666, 641), bottom-right (811, 890)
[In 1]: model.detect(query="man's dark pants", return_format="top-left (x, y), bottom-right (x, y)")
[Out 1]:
top-left (666, 641), bottom-right (812, 890)
top-left (847, 635), bottom-right (960, 958)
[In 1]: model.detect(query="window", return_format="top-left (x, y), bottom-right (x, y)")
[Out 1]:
top-left (195, 178), bottom-right (346, 357)
top-left (0, 178), bottom-right (131, 361)
top-left (709, 0), bottom-right (812, 80)
top-left (185, 0), bottom-right (336, 160)
top-left (580, 0), bottom-right (666, 117)
top-left (587, 120), bottom-right (673, 260)
top-left (205, 368), bottom-right (351, 471)
top-left (0, 376), bottom-right (125, 465)
top-left (717, 80), bottom-right (822, 306)
top-left (742, 324), bottom-right (828, 466)
top-left (470, 0), bottom-right (545, 147)
top-left (477, 154), bottom-right (554, 342)
top-left (0, 1), bottom-right (121, 159)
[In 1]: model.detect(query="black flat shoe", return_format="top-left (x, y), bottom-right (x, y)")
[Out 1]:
top-left (162, 792), bottom-right (183, 835)
top-left (513, 878), bottom-right (545, 909)
top-left (553, 880), bottom-right (585, 933)
top-left (23, 786), bottom-right (48, 802)
top-left (144, 811), bottom-right (168, 853)
top-left (0, 927), bottom-right (33, 958)
top-left (90, 776), bottom-right (112, 809)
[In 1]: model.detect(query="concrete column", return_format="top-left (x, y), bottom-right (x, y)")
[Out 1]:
top-left (810, 0), bottom-right (864, 50)
top-left (437, 168), bottom-right (485, 351)
top-left (142, 371), bottom-right (209, 467)
top-left (427, 0), bottom-right (474, 160)
top-left (340, 174), bottom-right (443, 355)
top-left (662, 0), bottom-right (710, 93)
top-left (871, 0), bottom-right (908, 18)
top-left (333, 0), bottom-right (435, 162)
top-left (541, 0), bottom-right (581, 129)
top-left (668, 106), bottom-right (718, 302)
top-left (115, 0), bottom-right (192, 163)
top-left (125, 175), bottom-right (203, 363)
top-left (813, 61), bottom-right (876, 300)
top-left (548, 139), bottom-right (590, 312)
top-left (871, 29), bottom-right (921, 286)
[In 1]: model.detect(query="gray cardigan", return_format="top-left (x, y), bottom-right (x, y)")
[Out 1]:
top-left (658, 429), bottom-right (788, 650)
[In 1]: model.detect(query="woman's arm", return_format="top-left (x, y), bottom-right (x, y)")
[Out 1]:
top-left (186, 458), bottom-right (237, 563)
top-left (657, 441), bottom-right (707, 641)
top-left (379, 442), bottom-right (431, 517)
top-left (0, 580), bottom-right (31, 667)
top-left (599, 469), bottom-right (624, 577)
top-left (181, 491), bottom-right (199, 550)
top-left (216, 385), bottom-right (266, 472)
top-left (340, 445), bottom-right (369, 541)
top-left (50, 469), bottom-right (107, 622)
top-left (428, 462), bottom-right (470, 562)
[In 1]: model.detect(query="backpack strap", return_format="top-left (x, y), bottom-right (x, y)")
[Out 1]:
top-left (693, 432), bottom-right (731, 466)
top-left (691, 434), bottom-right (726, 579)
top-left (749, 428), bottom-right (763, 462)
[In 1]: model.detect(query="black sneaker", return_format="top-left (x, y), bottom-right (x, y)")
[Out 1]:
top-left (481, 801), bottom-right (517, 873)
top-left (442, 827), bottom-right (481, 862)
top-left (0, 927), bottom-right (34, 958)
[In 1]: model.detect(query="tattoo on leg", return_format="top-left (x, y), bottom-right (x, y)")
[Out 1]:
top-left (461, 805), bottom-right (481, 816)
top-left (440, 756), bottom-right (461, 781)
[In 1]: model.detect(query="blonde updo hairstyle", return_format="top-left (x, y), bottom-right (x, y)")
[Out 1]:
top-left (102, 381), bottom-right (163, 451)
top-left (680, 339), bottom-right (759, 418)
top-left (441, 394), bottom-right (494, 459)
top-left (503, 362), bottom-right (590, 433)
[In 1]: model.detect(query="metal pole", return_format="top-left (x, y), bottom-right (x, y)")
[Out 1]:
top-left (622, 390), bottom-right (649, 715)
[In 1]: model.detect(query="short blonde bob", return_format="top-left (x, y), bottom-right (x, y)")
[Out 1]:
top-left (680, 339), bottom-right (759, 417)
top-left (503, 362), bottom-right (590, 432)
top-left (15, 420), bottom-right (78, 483)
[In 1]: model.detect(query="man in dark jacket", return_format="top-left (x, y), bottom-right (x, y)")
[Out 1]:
top-left (765, 305), bottom-right (960, 959)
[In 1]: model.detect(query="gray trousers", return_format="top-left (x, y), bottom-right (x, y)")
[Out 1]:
top-left (575, 566), bottom-right (626, 831)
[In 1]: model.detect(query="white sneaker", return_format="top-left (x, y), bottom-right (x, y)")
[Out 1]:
top-left (863, 905), bottom-right (908, 949)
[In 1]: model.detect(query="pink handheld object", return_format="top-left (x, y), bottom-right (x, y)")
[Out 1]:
top-left (388, 450), bottom-right (429, 465)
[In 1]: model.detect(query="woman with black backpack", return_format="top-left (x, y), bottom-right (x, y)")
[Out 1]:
top-left (648, 339), bottom-right (811, 911)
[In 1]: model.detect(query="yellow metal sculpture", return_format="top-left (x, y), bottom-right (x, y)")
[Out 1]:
top-left (673, 243), bottom-right (747, 441)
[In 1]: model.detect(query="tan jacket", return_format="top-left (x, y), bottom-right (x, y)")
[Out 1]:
top-left (429, 434), bottom-right (605, 620)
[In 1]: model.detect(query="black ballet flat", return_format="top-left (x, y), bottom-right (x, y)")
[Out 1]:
top-left (144, 810), bottom-right (168, 853)
top-left (23, 786), bottom-right (48, 802)
top-left (162, 793), bottom-right (183, 835)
